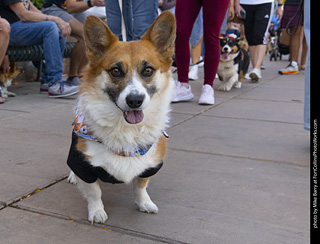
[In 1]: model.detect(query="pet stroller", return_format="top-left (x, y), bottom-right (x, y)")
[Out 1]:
top-left (269, 29), bottom-right (290, 61)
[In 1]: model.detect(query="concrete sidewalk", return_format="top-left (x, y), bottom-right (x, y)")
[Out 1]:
top-left (0, 56), bottom-right (310, 244)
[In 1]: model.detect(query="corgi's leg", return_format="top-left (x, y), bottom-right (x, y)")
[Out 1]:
top-left (234, 81), bottom-right (242, 89)
top-left (133, 177), bottom-right (158, 213)
top-left (6, 91), bottom-right (16, 97)
top-left (67, 171), bottom-right (77, 185)
top-left (224, 74), bottom-right (238, 91)
top-left (219, 77), bottom-right (235, 91)
top-left (75, 175), bottom-right (108, 223)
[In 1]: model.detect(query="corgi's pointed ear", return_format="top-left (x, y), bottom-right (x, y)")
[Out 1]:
top-left (142, 11), bottom-right (176, 59)
top-left (84, 15), bottom-right (118, 58)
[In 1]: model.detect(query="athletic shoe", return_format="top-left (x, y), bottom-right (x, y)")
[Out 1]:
top-left (48, 81), bottom-right (79, 98)
top-left (171, 81), bottom-right (194, 103)
top-left (199, 84), bottom-right (215, 105)
top-left (188, 65), bottom-right (198, 80)
top-left (249, 68), bottom-right (261, 82)
top-left (66, 76), bottom-right (82, 86)
top-left (0, 86), bottom-right (5, 104)
top-left (198, 56), bottom-right (204, 67)
top-left (279, 62), bottom-right (299, 75)
top-left (40, 81), bottom-right (49, 94)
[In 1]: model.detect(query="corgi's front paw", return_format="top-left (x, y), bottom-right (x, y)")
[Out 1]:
top-left (135, 199), bottom-right (159, 213)
top-left (88, 208), bottom-right (108, 224)
top-left (88, 201), bottom-right (108, 223)
top-left (67, 171), bottom-right (77, 185)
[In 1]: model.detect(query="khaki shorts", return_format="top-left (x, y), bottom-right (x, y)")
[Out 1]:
top-left (42, 4), bottom-right (88, 24)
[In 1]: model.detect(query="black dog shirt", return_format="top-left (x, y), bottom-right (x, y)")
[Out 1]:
top-left (67, 132), bottom-right (163, 184)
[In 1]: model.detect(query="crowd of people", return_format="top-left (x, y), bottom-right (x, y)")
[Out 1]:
top-left (0, 0), bottom-right (310, 129)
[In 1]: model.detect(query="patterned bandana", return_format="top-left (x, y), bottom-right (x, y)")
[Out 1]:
top-left (72, 110), bottom-right (168, 157)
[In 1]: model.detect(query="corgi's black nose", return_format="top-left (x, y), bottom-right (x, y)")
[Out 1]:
top-left (126, 93), bottom-right (145, 109)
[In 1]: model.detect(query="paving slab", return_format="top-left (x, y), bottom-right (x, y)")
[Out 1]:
top-left (167, 115), bottom-right (309, 166)
top-left (0, 126), bottom-right (70, 203)
top-left (203, 98), bottom-right (304, 124)
top-left (0, 56), bottom-right (311, 243)
top-left (12, 149), bottom-right (309, 244)
top-left (0, 207), bottom-right (159, 244)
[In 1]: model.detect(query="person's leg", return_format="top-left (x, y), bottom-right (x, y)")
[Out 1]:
top-left (0, 18), bottom-right (10, 67)
top-left (131, 0), bottom-right (158, 40)
top-left (9, 21), bottom-right (65, 85)
top-left (105, 0), bottom-right (125, 40)
top-left (0, 18), bottom-right (10, 103)
top-left (289, 25), bottom-right (303, 64)
top-left (175, 0), bottom-right (202, 85)
top-left (299, 29), bottom-right (307, 70)
top-left (190, 36), bottom-right (203, 64)
top-left (188, 9), bottom-right (203, 81)
top-left (246, 3), bottom-right (272, 81)
top-left (68, 18), bottom-right (88, 77)
top-left (202, 0), bottom-right (229, 86)
top-left (252, 2), bottom-right (273, 69)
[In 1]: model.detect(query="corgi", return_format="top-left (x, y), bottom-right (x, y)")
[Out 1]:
top-left (0, 62), bottom-right (22, 98)
top-left (66, 12), bottom-right (176, 223)
top-left (217, 34), bottom-right (250, 91)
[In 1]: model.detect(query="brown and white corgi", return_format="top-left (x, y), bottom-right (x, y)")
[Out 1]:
top-left (0, 62), bottom-right (22, 98)
top-left (66, 12), bottom-right (176, 223)
top-left (217, 34), bottom-right (250, 91)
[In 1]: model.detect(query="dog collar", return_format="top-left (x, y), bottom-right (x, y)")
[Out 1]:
top-left (72, 111), bottom-right (168, 157)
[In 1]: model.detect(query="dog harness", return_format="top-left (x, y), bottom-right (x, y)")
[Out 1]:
top-left (66, 111), bottom-right (165, 184)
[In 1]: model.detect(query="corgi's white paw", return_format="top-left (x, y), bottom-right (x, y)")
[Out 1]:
top-left (234, 81), bottom-right (242, 89)
top-left (135, 200), bottom-right (159, 213)
top-left (88, 208), bottom-right (108, 224)
top-left (67, 171), bottom-right (77, 185)
top-left (219, 82), bottom-right (233, 91)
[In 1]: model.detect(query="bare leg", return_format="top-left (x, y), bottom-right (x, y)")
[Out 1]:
top-left (190, 36), bottom-right (203, 64)
top-left (248, 44), bottom-right (266, 69)
top-left (68, 18), bottom-right (88, 77)
top-left (133, 177), bottom-right (158, 213)
top-left (0, 18), bottom-right (10, 72)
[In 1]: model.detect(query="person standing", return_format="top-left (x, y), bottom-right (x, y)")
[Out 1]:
top-left (104, 0), bottom-right (159, 42)
top-left (235, 0), bottom-right (275, 82)
top-left (172, 0), bottom-right (230, 105)
top-left (278, 0), bottom-right (305, 75)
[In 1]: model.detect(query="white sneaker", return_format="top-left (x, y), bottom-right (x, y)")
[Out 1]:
top-left (188, 65), bottom-right (198, 80)
top-left (245, 68), bottom-right (262, 80)
top-left (171, 81), bottom-right (194, 103)
top-left (249, 68), bottom-right (261, 82)
top-left (278, 61), bottom-right (299, 75)
top-left (198, 56), bottom-right (204, 67)
top-left (199, 84), bottom-right (215, 105)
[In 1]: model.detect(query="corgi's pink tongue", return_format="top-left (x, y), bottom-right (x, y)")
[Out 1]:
top-left (124, 110), bottom-right (144, 124)
top-left (222, 53), bottom-right (229, 60)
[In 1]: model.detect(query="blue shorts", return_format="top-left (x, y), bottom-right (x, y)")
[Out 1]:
top-left (189, 8), bottom-right (203, 47)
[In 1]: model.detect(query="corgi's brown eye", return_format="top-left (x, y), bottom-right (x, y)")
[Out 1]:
top-left (142, 67), bottom-right (154, 77)
top-left (109, 67), bottom-right (123, 77)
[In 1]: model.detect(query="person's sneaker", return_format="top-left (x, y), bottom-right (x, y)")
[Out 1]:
top-left (249, 68), bottom-right (261, 82)
top-left (48, 81), bottom-right (79, 98)
top-left (188, 65), bottom-right (198, 80)
top-left (171, 81), bottom-right (194, 103)
top-left (40, 81), bottom-right (49, 94)
top-left (279, 61), bottom-right (299, 75)
top-left (66, 76), bottom-right (82, 86)
top-left (199, 84), bottom-right (215, 105)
